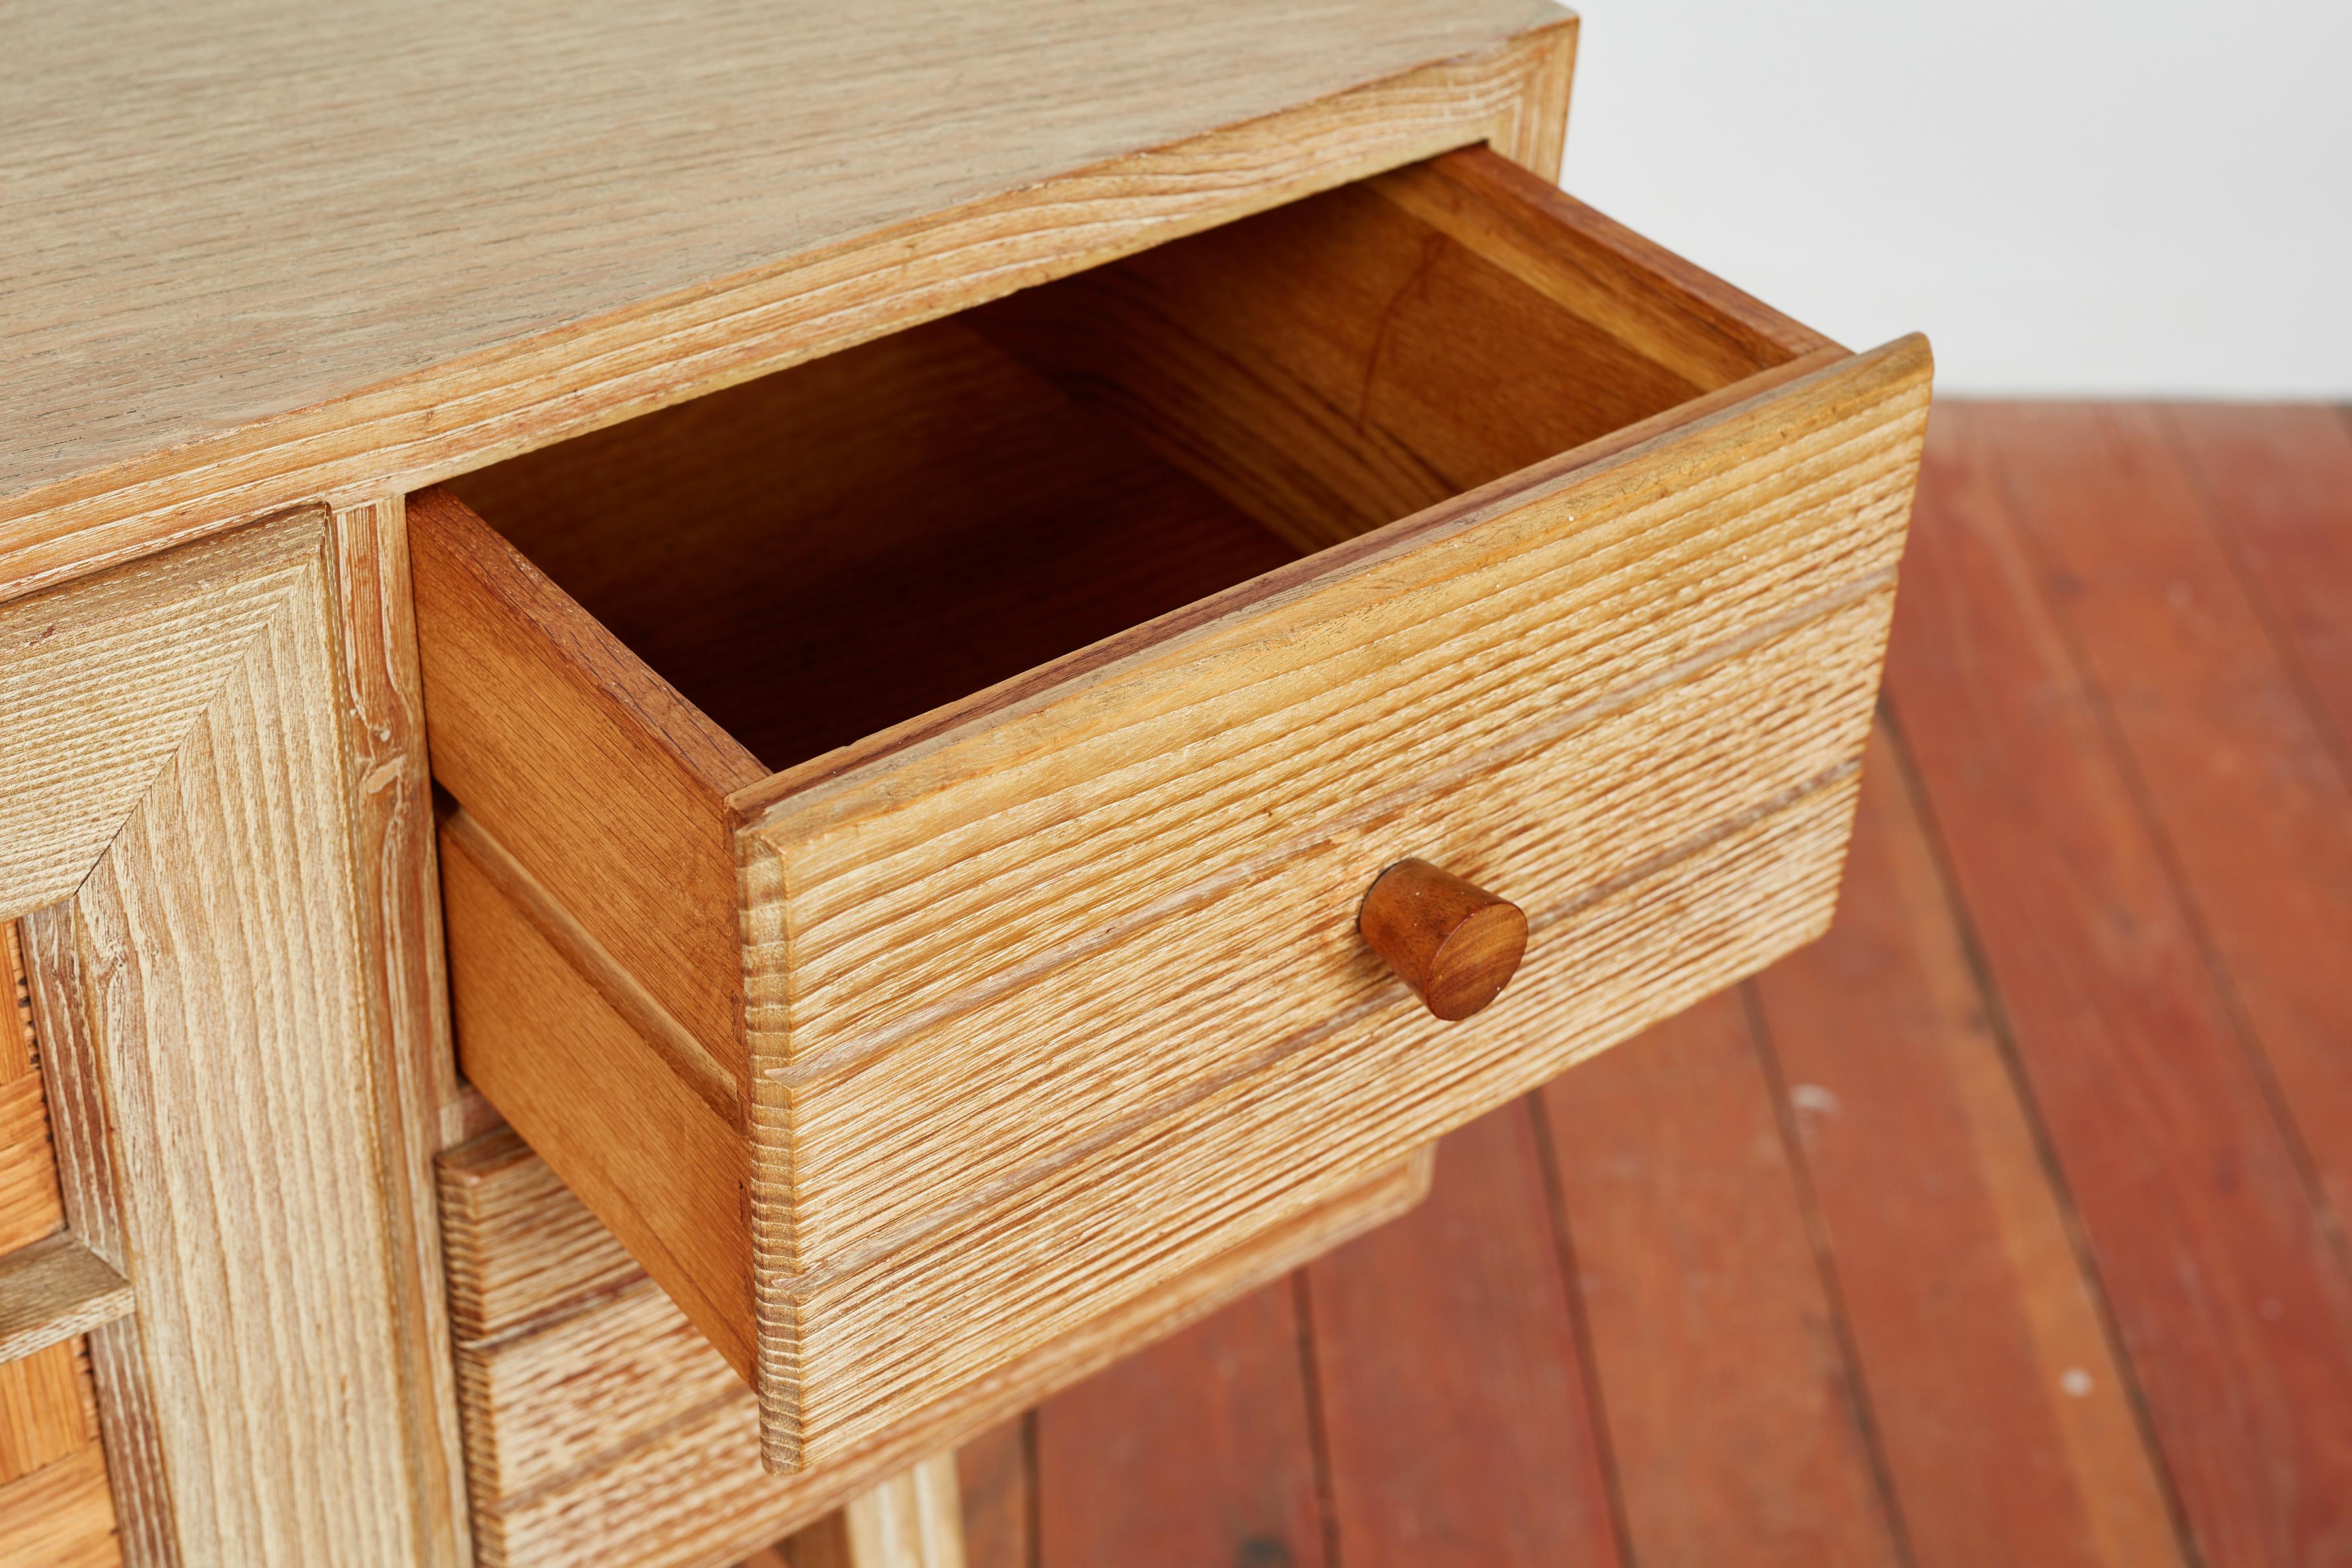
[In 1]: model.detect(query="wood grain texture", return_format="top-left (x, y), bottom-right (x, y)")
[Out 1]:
top-left (325, 495), bottom-right (477, 1566)
top-left (5, 511), bottom-right (469, 1567)
top-left (0, 12), bottom-right (1576, 598)
top-left (1541, 989), bottom-right (1903, 1568)
top-left (436, 1128), bottom-right (647, 1342)
top-left (0, 1441), bottom-right (121, 1568)
top-left (1, 923), bottom-right (67, 1257)
top-left (972, 150), bottom-right (1822, 553)
top-left (2168, 404), bottom-right (2352, 762)
top-left (1036, 1283), bottom-right (1329, 1568)
top-left (446, 316), bottom-right (1298, 776)
top-left (409, 483), bottom-right (760, 1085)
top-left (761, 581), bottom-right (1899, 1275)
top-left (0, 1341), bottom-right (98, 1488)
top-left (0, 927), bottom-right (110, 1518)
top-left (0, 1071), bottom-right (65, 1257)
top-left (1751, 727), bottom-right (2185, 1568)
top-left (1884, 404), bottom-right (2352, 1566)
top-left (768, 772), bottom-right (1869, 1468)
top-left (1996, 404), bottom-right (2352, 1246)
top-left (20, 916), bottom-right (170, 1568)
top-left (1304, 1107), bottom-right (1624, 1567)
top-left (416, 150), bottom-right (1925, 1468)
top-left (742, 342), bottom-right (1924, 1464)
top-left (0, 525), bottom-right (329, 919)
top-left (440, 1134), bottom-right (1428, 1568)
top-left (0, 1236), bottom-right (132, 1365)
top-left (435, 812), bottom-right (757, 1379)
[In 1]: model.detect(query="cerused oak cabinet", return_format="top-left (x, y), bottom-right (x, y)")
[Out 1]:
top-left (0, 5), bottom-right (1929, 1565)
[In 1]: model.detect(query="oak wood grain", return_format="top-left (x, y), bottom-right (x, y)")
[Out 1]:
top-left (0, 1441), bottom-right (121, 1568)
top-left (427, 335), bottom-right (1923, 1467)
top-left (0, 927), bottom-right (109, 1517)
top-left (1, 924), bottom-right (67, 1258)
top-left (19, 916), bottom-right (171, 1568)
top-left (435, 812), bottom-right (757, 1380)
top-left (436, 1128), bottom-right (647, 1341)
top-left (772, 776), bottom-right (1867, 1467)
top-left (0, 14), bottom-right (1576, 599)
top-left (0, 1236), bottom-right (132, 1366)
top-left (327, 495), bottom-right (478, 1567)
top-left (0, 1341), bottom-right (97, 1489)
top-left (7, 512), bottom-right (470, 1567)
top-left (0, 1073), bottom-right (65, 1258)
top-left (739, 343), bottom-right (1923, 1463)
top-left (440, 1135), bottom-right (1428, 1568)
top-left (409, 483), bottom-right (760, 1085)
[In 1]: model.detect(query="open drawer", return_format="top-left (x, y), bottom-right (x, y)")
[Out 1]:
top-left (412, 146), bottom-right (1931, 1473)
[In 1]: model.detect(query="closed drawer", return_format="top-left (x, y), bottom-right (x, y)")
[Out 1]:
top-left (411, 145), bottom-right (1932, 1473)
top-left (437, 1126), bottom-right (1428, 1568)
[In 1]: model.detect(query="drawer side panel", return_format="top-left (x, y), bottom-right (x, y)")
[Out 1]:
top-left (410, 487), bottom-right (760, 1078)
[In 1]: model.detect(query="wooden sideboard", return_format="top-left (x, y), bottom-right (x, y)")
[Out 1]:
top-left (0, 5), bottom-right (1929, 1564)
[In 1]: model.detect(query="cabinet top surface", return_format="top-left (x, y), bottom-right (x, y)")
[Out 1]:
top-left (3, 0), bottom-right (1563, 508)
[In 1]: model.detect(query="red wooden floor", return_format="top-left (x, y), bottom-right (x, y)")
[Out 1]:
top-left (830, 403), bottom-right (2352, 1567)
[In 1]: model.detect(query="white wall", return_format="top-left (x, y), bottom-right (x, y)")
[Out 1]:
top-left (1558, 0), bottom-right (2352, 395)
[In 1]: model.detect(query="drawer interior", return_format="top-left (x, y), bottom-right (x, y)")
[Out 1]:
top-left (443, 150), bottom-right (1825, 773)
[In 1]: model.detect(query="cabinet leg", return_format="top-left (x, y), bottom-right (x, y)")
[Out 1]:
top-left (781, 1452), bottom-right (966, 1568)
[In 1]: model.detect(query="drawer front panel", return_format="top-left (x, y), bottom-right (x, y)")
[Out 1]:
top-left (783, 772), bottom-right (1864, 1460)
top-left (438, 1129), bottom-right (1428, 1568)
top-left (741, 340), bottom-right (1927, 1458)
top-left (783, 586), bottom-right (1893, 1270)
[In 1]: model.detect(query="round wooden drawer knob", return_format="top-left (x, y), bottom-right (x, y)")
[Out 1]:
top-left (1358, 858), bottom-right (1528, 1021)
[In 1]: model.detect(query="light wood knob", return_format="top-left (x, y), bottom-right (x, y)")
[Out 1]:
top-left (1358, 858), bottom-right (1527, 1022)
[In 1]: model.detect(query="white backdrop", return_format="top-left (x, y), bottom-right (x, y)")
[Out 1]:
top-left (1557, 0), bottom-right (2352, 395)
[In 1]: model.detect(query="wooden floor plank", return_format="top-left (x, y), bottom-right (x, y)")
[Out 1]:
top-left (1537, 994), bottom-right (1901, 1568)
top-left (1980, 400), bottom-right (2352, 1258)
top-left (1750, 727), bottom-right (2186, 1568)
top-left (1303, 1107), bottom-right (1622, 1568)
top-left (2165, 404), bottom-right (2352, 764)
top-left (1881, 403), bottom-right (2352, 1568)
top-left (957, 1419), bottom-right (1034, 1568)
top-left (1035, 1281), bottom-right (1326, 1568)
